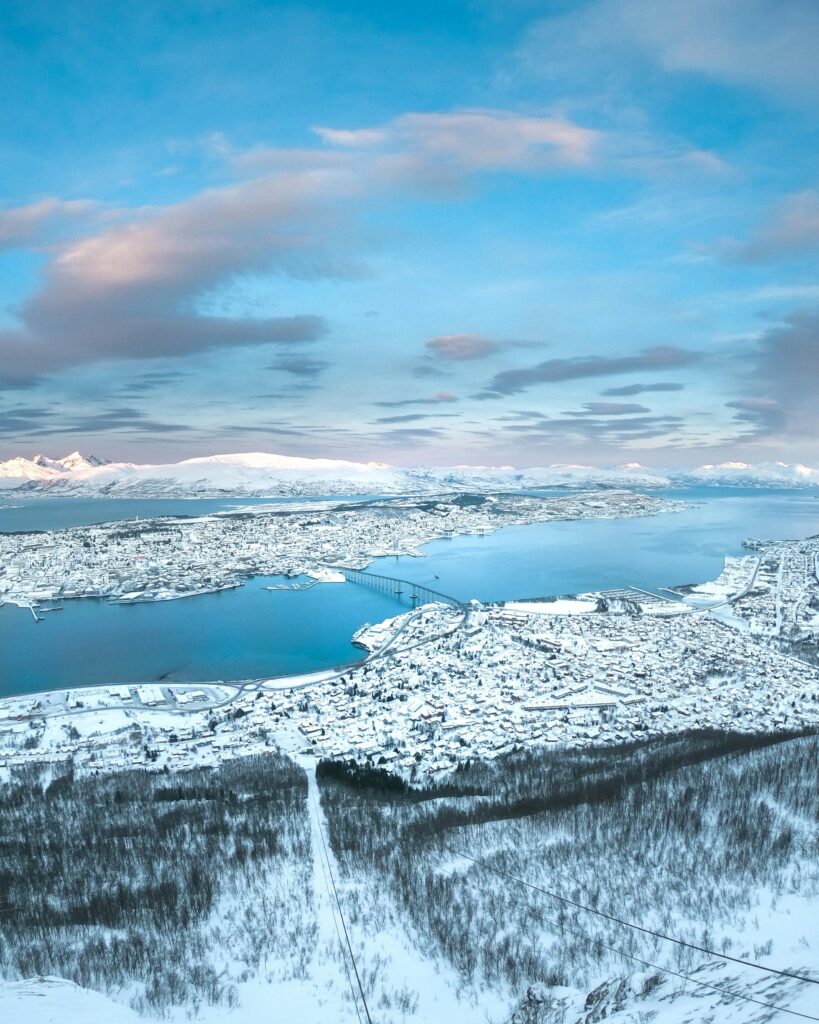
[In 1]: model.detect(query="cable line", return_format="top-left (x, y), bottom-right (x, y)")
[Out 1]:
top-left (311, 798), bottom-right (363, 1024)
top-left (311, 792), bottom-right (374, 1024)
top-left (452, 847), bottom-right (819, 987)
top-left (460, 874), bottom-right (819, 1023)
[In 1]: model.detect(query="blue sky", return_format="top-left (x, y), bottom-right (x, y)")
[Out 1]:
top-left (1, 0), bottom-right (818, 466)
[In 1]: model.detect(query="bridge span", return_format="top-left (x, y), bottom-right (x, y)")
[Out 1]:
top-left (332, 567), bottom-right (464, 611)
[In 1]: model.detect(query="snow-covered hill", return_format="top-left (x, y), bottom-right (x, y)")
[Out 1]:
top-left (1, 450), bottom-right (818, 497)
top-left (0, 450), bottom-right (404, 497)
top-left (672, 460), bottom-right (819, 488)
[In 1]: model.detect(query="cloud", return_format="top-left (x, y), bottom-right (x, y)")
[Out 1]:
top-left (1, 309), bottom-right (325, 382)
top-left (116, 370), bottom-right (189, 395)
top-left (0, 160), bottom-right (353, 381)
top-left (312, 128), bottom-right (389, 148)
top-left (251, 107), bottom-right (724, 198)
top-left (374, 411), bottom-right (459, 424)
top-left (500, 412), bottom-right (686, 446)
top-left (601, 382), bottom-right (685, 396)
top-left (570, 402), bottom-right (651, 415)
top-left (374, 391), bottom-right (458, 408)
top-left (0, 405), bottom-right (59, 435)
top-left (0, 107), bottom-right (600, 382)
top-left (315, 110), bottom-right (600, 178)
top-left (411, 363), bottom-right (450, 379)
top-left (0, 96), bottom-right (730, 386)
top-left (219, 423), bottom-right (306, 436)
top-left (479, 345), bottom-right (701, 397)
top-left (622, 0), bottom-right (819, 104)
top-left (0, 404), bottom-right (191, 439)
top-left (374, 427), bottom-right (444, 443)
top-left (0, 373), bottom-right (41, 392)
top-left (235, 108), bottom-right (601, 194)
top-left (727, 191), bottom-right (819, 263)
top-left (736, 307), bottom-right (819, 439)
top-left (424, 334), bottom-right (499, 360)
top-left (67, 408), bottom-right (192, 433)
top-left (522, 0), bottom-right (819, 107)
top-left (0, 198), bottom-right (95, 251)
top-left (374, 413), bottom-right (431, 424)
top-left (726, 397), bottom-right (786, 436)
top-left (266, 354), bottom-right (329, 378)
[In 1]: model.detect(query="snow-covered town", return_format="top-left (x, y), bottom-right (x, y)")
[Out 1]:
top-left (2, 534), bottom-right (817, 781)
top-left (0, 489), bottom-right (677, 611)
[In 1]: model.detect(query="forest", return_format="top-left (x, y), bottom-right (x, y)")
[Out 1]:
top-left (1, 729), bottom-right (816, 1021)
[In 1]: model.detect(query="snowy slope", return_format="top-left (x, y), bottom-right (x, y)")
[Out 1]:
top-left (0, 977), bottom-right (141, 1024)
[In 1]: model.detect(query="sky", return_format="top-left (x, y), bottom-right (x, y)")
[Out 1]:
top-left (1, 0), bottom-right (818, 468)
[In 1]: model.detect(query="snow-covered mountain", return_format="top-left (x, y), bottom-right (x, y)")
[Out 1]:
top-left (671, 460), bottom-right (819, 488)
top-left (0, 451), bottom-right (673, 496)
top-left (0, 450), bottom-right (406, 497)
top-left (404, 461), bottom-right (673, 491)
top-left (0, 451), bottom-right (110, 482)
top-left (1, 451), bottom-right (818, 497)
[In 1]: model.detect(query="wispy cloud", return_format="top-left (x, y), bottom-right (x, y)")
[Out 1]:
top-left (0, 197), bottom-right (96, 250)
top-left (315, 109), bottom-right (600, 180)
top-left (733, 307), bottom-right (819, 440)
top-left (725, 191), bottom-right (819, 263)
top-left (500, 412), bottom-right (687, 447)
top-left (601, 382), bottom-right (685, 396)
top-left (266, 354), bottom-right (330, 378)
top-left (0, 404), bottom-right (191, 438)
top-left (373, 391), bottom-right (458, 408)
top-left (478, 346), bottom-right (701, 398)
top-left (424, 333), bottom-right (498, 360)
top-left (569, 402), bottom-right (651, 415)
top-left (521, 0), bottom-right (819, 107)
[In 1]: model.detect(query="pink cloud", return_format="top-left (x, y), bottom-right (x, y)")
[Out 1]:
top-left (425, 334), bottom-right (499, 360)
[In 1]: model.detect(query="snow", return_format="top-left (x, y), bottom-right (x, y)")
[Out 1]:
top-left (0, 977), bottom-right (141, 1023)
top-left (0, 450), bottom-right (404, 495)
top-left (4, 448), bottom-right (819, 496)
top-left (304, 568), bottom-right (346, 583)
top-left (506, 598), bottom-right (597, 615)
top-left (675, 460), bottom-right (819, 487)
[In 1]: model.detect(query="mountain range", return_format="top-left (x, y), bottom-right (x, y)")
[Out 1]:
top-left (2, 451), bottom-right (819, 497)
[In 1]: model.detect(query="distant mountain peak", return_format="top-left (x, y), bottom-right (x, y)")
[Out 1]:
top-left (58, 451), bottom-right (109, 470)
top-left (1, 450), bottom-right (818, 495)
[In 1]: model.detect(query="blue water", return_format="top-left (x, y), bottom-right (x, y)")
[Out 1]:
top-left (2, 488), bottom-right (817, 695)
top-left (0, 575), bottom-right (406, 695)
top-left (369, 488), bottom-right (819, 602)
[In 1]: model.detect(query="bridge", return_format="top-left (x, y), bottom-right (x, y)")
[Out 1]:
top-left (333, 567), bottom-right (464, 610)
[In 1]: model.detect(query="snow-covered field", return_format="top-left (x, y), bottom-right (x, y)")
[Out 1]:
top-left (0, 977), bottom-right (142, 1024)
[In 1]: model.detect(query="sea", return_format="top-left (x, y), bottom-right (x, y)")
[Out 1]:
top-left (1, 487), bottom-right (817, 696)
